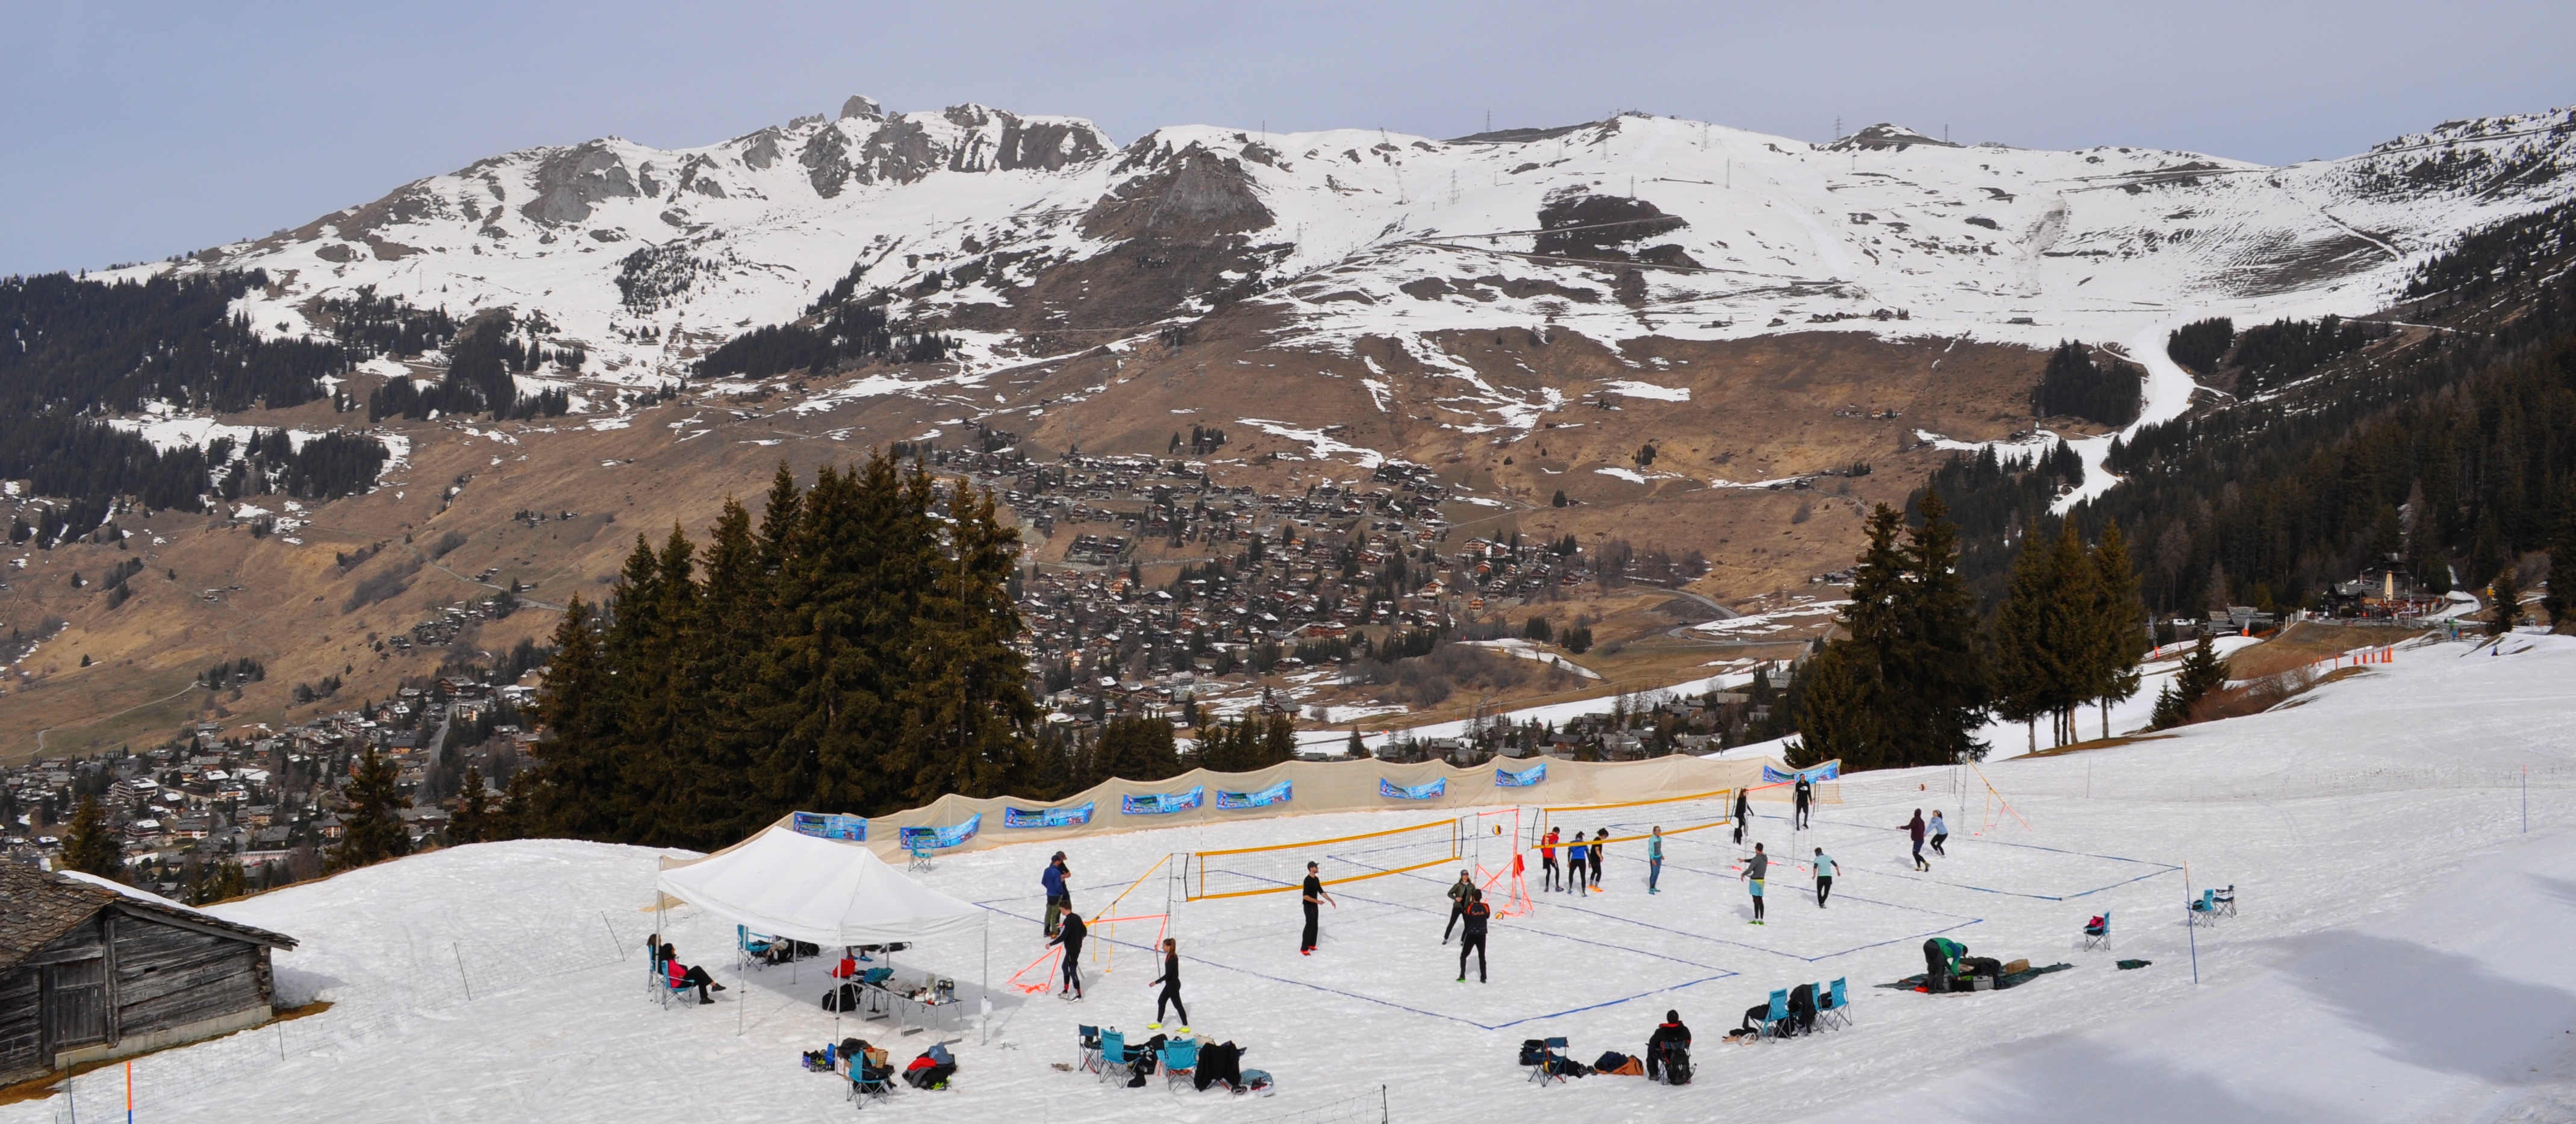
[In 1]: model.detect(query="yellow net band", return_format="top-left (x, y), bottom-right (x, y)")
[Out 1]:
top-left (1194, 819), bottom-right (1455, 858)
top-left (1576, 819), bottom-right (1733, 848)
top-left (1187, 855), bottom-right (1457, 901)
top-left (1539, 787), bottom-right (1736, 816)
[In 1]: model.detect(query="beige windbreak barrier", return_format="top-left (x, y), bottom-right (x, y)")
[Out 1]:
top-left (678, 752), bottom-right (1840, 867)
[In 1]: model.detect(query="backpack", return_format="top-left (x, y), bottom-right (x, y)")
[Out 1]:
top-left (820, 982), bottom-right (862, 1011)
top-left (1662, 1044), bottom-right (1692, 1085)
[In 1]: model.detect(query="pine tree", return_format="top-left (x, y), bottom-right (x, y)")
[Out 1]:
top-left (2543, 481), bottom-right (2576, 632)
top-left (529, 595), bottom-right (610, 838)
top-left (1988, 529), bottom-right (2060, 755)
top-left (2489, 566), bottom-right (2522, 637)
top-left (1895, 490), bottom-right (1989, 761)
top-left (1264, 714), bottom-right (1297, 764)
top-left (2150, 635), bottom-right (2228, 729)
top-left (2088, 521), bottom-right (2146, 739)
top-left (2038, 522), bottom-right (2101, 747)
top-left (1347, 728), bottom-right (1367, 759)
top-left (450, 766), bottom-right (490, 845)
top-left (60, 795), bottom-right (124, 880)
top-left (1783, 641), bottom-right (1871, 769)
top-left (332, 748), bottom-right (411, 870)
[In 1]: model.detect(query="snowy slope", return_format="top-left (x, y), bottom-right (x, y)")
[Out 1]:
top-left (16, 632), bottom-right (2572, 1124)
top-left (114, 104), bottom-right (2576, 428)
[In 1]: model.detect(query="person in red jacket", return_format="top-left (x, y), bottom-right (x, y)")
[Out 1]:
top-left (660, 943), bottom-right (726, 1005)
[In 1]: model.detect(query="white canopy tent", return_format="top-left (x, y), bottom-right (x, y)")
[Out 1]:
top-left (656, 826), bottom-right (994, 1038)
top-left (657, 825), bottom-right (985, 946)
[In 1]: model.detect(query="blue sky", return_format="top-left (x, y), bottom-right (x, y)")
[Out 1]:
top-left (4, 0), bottom-right (2570, 275)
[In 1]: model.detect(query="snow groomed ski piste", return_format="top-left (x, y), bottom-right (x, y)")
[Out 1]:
top-left (17, 631), bottom-right (2575, 1123)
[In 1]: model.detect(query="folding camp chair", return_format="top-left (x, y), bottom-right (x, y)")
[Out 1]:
top-left (647, 955), bottom-right (692, 1008)
top-left (737, 925), bottom-right (778, 969)
top-left (1161, 1037), bottom-right (1200, 1091)
top-left (2213, 885), bottom-right (2236, 917)
top-left (907, 835), bottom-right (936, 872)
top-left (2188, 889), bottom-right (2219, 926)
top-left (1076, 1024), bottom-right (1103, 1075)
top-left (1756, 988), bottom-right (1792, 1040)
top-left (1526, 1037), bottom-right (1569, 1087)
top-left (845, 1052), bottom-right (896, 1107)
top-left (1818, 978), bottom-right (1854, 1031)
top-left (2082, 910), bottom-right (2113, 951)
top-left (1096, 1029), bottom-right (1131, 1085)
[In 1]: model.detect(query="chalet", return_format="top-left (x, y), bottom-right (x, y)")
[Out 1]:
top-left (0, 864), bottom-right (298, 1085)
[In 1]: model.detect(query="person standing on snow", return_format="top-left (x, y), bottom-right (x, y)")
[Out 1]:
top-left (1902, 809), bottom-right (1929, 871)
top-left (1048, 911), bottom-right (1088, 1000)
top-left (1576, 819), bottom-right (1597, 891)
top-left (1647, 826), bottom-right (1665, 895)
top-left (1793, 775), bottom-right (1814, 829)
top-left (1147, 937), bottom-right (1188, 1030)
top-left (1442, 870), bottom-right (1474, 943)
top-left (1929, 810), bottom-right (1949, 857)
top-left (1565, 833), bottom-right (1590, 895)
top-left (1300, 861), bottom-right (1336, 955)
top-left (1457, 888), bottom-right (1490, 982)
top-left (1041, 852), bottom-right (1072, 937)
top-left (1733, 788), bottom-right (1753, 845)
top-left (1813, 847), bottom-right (1836, 908)
top-left (1741, 843), bottom-right (1770, 924)
top-left (1540, 828), bottom-right (1562, 892)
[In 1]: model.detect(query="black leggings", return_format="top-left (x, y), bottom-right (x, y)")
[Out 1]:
top-left (1059, 948), bottom-right (1084, 996)
top-left (674, 965), bottom-right (714, 999)
top-left (1816, 876), bottom-right (1833, 907)
top-left (1443, 901), bottom-right (1466, 939)
top-left (1931, 833), bottom-right (1948, 856)
top-left (1157, 984), bottom-right (1187, 1025)
top-left (1458, 934), bottom-right (1486, 981)
top-left (1751, 890), bottom-right (1765, 919)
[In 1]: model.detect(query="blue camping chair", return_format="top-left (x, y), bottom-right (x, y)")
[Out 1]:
top-left (647, 955), bottom-right (693, 1008)
top-left (2083, 910), bottom-right (2113, 950)
top-left (1161, 1037), bottom-right (1200, 1091)
top-left (1818, 978), bottom-right (1854, 1031)
top-left (1096, 1029), bottom-right (1131, 1085)
top-left (737, 925), bottom-right (778, 968)
top-left (1076, 1024), bottom-right (1103, 1075)
top-left (1757, 988), bottom-right (1793, 1040)
top-left (2188, 889), bottom-right (2220, 926)
top-left (1526, 1036), bottom-right (1569, 1087)
top-left (908, 835), bottom-right (936, 872)
top-left (845, 1051), bottom-right (896, 1107)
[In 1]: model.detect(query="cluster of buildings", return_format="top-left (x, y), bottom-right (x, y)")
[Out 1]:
top-left (2, 676), bottom-right (534, 895)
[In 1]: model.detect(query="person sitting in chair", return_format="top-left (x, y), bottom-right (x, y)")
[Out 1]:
top-left (660, 943), bottom-right (726, 1005)
top-left (1645, 1010), bottom-right (1692, 1079)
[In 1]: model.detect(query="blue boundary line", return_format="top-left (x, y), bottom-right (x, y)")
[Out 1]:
top-left (970, 897), bottom-right (1737, 1031)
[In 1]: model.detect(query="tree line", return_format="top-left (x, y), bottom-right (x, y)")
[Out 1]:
top-left (2032, 341), bottom-right (2142, 426)
top-left (521, 455), bottom-right (1038, 851)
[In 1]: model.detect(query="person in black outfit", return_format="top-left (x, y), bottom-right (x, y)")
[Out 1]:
top-left (1148, 937), bottom-right (1188, 1026)
top-left (1645, 1009), bottom-right (1691, 1080)
top-left (1792, 776), bottom-right (1813, 829)
top-left (1588, 828), bottom-right (1606, 888)
top-left (1047, 911), bottom-right (1088, 999)
top-left (1441, 870), bottom-right (1473, 943)
top-left (1733, 788), bottom-right (1753, 845)
top-left (658, 943), bottom-right (726, 1004)
top-left (1456, 888), bottom-right (1489, 981)
top-left (1299, 862), bottom-right (1336, 955)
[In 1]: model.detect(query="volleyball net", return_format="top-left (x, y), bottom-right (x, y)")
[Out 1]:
top-left (1182, 818), bottom-right (1463, 902)
top-left (1529, 787), bottom-right (1738, 852)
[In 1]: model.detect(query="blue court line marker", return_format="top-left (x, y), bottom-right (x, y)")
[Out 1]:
top-left (1315, 850), bottom-right (1983, 967)
top-left (970, 898), bottom-right (1739, 1031)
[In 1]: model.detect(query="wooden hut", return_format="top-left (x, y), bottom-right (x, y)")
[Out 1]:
top-left (1, 863), bottom-right (298, 1085)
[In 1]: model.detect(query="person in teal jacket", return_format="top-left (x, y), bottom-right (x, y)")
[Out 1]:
top-left (1812, 847), bottom-right (1836, 908)
top-left (1647, 826), bottom-right (1665, 894)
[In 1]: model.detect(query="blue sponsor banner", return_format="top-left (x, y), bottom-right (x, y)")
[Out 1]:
top-left (1121, 786), bottom-right (1205, 816)
top-left (790, 811), bottom-right (867, 841)
top-left (1762, 760), bottom-right (1841, 784)
top-left (1215, 780), bottom-right (1293, 810)
top-left (1379, 777), bottom-right (1447, 801)
top-left (1494, 763), bottom-right (1547, 788)
top-left (897, 813), bottom-right (982, 850)
top-left (1003, 802), bottom-right (1096, 829)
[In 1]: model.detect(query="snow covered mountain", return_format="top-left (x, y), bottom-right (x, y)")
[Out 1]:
top-left (148, 99), bottom-right (2576, 421)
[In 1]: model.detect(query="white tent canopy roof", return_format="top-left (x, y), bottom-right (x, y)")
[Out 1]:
top-left (656, 826), bottom-right (985, 947)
